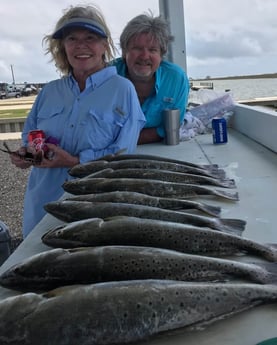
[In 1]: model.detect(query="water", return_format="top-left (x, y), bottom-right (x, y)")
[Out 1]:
top-left (191, 78), bottom-right (277, 101)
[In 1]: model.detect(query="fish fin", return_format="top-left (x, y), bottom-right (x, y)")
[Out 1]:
top-left (197, 204), bottom-right (221, 217)
top-left (86, 168), bottom-right (114, 179)
top-left (96, 148), bottom-right (127, 161)
top-left (219, 218), bottom-right (246, 235)
top-left (213, 189), bottom-right (239, 201)
top-left (43, 284), bottom-right (84, 298)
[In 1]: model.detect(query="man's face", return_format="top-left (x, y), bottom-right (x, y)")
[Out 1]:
top-left (124, 33), bottom-right (162, 81)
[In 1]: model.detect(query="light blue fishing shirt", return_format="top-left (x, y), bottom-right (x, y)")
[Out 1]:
top-left (21, 66), bottom-right (145, 238)
top-left (112, 58), bottom-right (190, 137)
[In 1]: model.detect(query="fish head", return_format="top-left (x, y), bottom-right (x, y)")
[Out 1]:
top-left (41, 218), bottom-right (104, 248)
top-left (0, 249), bottom-right (68, 290)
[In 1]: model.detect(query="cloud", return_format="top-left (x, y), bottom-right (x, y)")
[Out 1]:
top-left (1, 0), bottom-right (277, 82)
top-left (0, 0), bottom-right (158, 83)
top-left (184, 0), bottom-right (277, 77)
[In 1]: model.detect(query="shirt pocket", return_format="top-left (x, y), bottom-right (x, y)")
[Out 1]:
top-left (36, 105), bottom-right (64, 134)
top-left (143, 96), bottom-right (175, 128)
top-left (83, 109), bottom-right (127, 147)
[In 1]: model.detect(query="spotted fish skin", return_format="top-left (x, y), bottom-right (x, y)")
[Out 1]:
top-left (1, 246), bottom-right (277, 291)
top-left (66, 191), bottom-right (221, 217)
top-left (44, 200), bottom-right (245, 235)
top-left (85, 168), bottom-right (236, 188)
top-left (68, 158), bottom-right (226, 179)
top-left (62, 177), bottom-right (239, 201)
top-left (98, 152), bottom-right (219, 170)
top-left (41, 217), bottom-right (277, 262)
top-left (0, 280), bottom-right (277, 345)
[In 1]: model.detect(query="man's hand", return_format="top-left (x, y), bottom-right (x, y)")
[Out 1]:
top-left (138, 128), bottom-right (163, 145)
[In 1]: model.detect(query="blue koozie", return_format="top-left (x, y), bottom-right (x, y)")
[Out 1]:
top-left (212, 117), bottom-right (228, 144)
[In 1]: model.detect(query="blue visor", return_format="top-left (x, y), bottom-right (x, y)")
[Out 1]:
top-left (52, 17), bottom-right (107, 39)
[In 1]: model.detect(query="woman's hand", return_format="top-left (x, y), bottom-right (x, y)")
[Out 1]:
top-left (36, 143), bottom-right (79, 169)
top-left (10, 147), bottom-right (33, 169)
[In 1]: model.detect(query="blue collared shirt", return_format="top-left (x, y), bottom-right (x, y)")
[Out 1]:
top-left (21, 66), bottom-right (145, 237)
top-left (112, 58), bottom-right (190, 137)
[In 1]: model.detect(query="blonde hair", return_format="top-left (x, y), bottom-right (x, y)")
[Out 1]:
top-left (43, 4), bottom-right (116, 75)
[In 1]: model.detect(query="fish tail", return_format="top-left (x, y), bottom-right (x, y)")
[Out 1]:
top-left (209, 168), bottom-right (226, 179)
top-left (197, 203), bottom-right (221, 217)
top-left (219, 218), bottom-right (246, 236)
top-left (217, 178), bottom-right (237, 189)
top-left (213, 189), bottom-right (240, 201)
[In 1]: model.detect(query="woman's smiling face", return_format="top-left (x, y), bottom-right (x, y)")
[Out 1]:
top-left (63, 28), bottom-right (107, 76)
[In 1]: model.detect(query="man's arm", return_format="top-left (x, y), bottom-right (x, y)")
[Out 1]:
top-left (138, 128), bottom-right (163, 145)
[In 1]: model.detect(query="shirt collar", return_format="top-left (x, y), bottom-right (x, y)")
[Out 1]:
top-left (69, 66), bottom-right (117, 91)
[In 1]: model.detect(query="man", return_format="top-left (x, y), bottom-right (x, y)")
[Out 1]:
top-left (113, 12), bottom-right (190, 144)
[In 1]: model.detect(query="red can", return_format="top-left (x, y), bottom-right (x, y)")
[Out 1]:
top-left (28, 130), bottom-right (46, 152)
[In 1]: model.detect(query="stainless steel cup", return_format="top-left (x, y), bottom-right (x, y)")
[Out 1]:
top-left (162, 109), bottom-right (180, 145)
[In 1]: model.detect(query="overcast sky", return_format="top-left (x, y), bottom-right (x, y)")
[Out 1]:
top-left (1, 0), bottom-right (277, 84)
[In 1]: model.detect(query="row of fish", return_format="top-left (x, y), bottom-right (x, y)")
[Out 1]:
top-left (1, 212), bottom-right (276, 292)
top-left (1, 153), bottom-right (274, 345)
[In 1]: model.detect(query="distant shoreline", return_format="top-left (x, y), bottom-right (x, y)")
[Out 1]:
top-left (191, 72), bottom-right (277, 81)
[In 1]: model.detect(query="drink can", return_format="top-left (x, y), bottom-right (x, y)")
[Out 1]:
top-left (212, 117), bottom-right (228, 144)
top-left (28, 130), bottom-right (46, 151)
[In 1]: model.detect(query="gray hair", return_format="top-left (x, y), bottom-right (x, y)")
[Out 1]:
top-left (120, 12), bottom-right (173, 57)
top-left (43, 5), bottom-right (116, 75)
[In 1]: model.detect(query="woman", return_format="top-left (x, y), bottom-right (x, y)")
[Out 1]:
top-left (113, 13), bottom-right (190, 144)
top-left (10, 5), bottom-right (145, 238)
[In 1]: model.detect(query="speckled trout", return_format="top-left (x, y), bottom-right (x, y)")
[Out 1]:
top-left (98, 152), bottom-right (219, 169)
top-left (0, 280), bottom-right (277, 345)
top-left (66, 191), bottom-right (221, 217)
top-left (68, 158), bottom-right (226, 179)
top-left (85, 168), bottom-right (236, 188)
top-left (41, 217), bottom-right (277, 262)
top-left (1, 246), bottom-right (277, 291)
top-left (62, 178), bottom-right (239, 201)
top-left (44, 201), bottom-right (246, 235)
